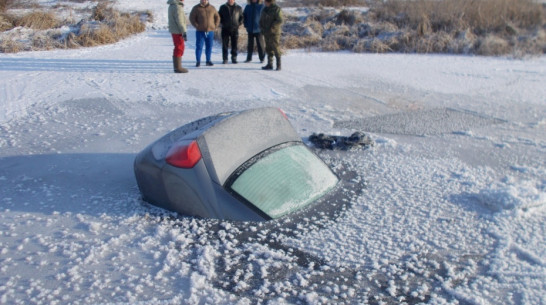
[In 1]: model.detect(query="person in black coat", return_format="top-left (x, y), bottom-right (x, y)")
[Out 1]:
top-left (219, 0), bottom-right (244, 64)
top-left (243, 0), bottom-right (265, 63)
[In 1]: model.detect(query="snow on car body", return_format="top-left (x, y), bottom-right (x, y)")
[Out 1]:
top-left (134, 107), bottom-right (339, 221)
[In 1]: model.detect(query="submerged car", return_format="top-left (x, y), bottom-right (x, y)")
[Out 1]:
top-left (134, 107), bottom-right (339, 221)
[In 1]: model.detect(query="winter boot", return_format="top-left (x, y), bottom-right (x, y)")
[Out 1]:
top-left (232, 56), bottom-right (238, 64)
top-left (173, 57), bottom-right (188, 73)
top-left (262, 57), bottom-right (274, 70)
top-left (244, 56), bottom-right (252, 63)
top-left (275, 56), bottom-right (281, 71)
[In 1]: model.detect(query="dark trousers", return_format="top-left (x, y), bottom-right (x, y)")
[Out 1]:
top-left (221, 29), bottom-right (239, 60)
top-left (264, 33), bottom-right (281, 64)
top-left (246, 32), bottom-right (265, 61)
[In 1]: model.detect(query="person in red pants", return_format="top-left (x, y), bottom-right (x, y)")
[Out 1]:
top-left (168, 0), bottom-right (189, 73)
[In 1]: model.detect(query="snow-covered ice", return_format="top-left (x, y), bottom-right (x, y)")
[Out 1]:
top-left (0, 0), bottom-right (545, 304)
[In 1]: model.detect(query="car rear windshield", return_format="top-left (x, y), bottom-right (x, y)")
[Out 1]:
top-left (227, 143), bottom-right (339, 219)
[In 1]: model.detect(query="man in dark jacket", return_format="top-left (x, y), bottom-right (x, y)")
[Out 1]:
top-left (219, 0), bottom-right (244, 64)
top-left (259, 0), bottom-right (283, 70)
top-left (243, 0), bottom-right (265, 63)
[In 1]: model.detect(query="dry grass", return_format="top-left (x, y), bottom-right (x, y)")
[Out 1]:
top-left (111, 13), bottom-right (146, 37)
top-left (370, 0), bottom-right (546, 55)
top-left (282, 19), bottom-right (322, 48)
top-left (0, 0), bottom-right (14, 13)
top-left (31, 31), bottom-right (61, 50)
top-left (92, 1), bottom-right (118, 22)
top-left (352, 38), bottom-right (392, 53)
top-left (1, 0), bottom-right (150, 53)
top-left (476, 34), bottom-right (512, 56)
top-left (0, 34), bottom-right (23, 52)
top-left (283, 0), bottom-right (368, 7)
top-left (279, 0), bottom-right (545, 56)
top-left (75, 11), bottom-right (145, 47)
top-left (76, 23), bottom-right (117, 47)
top-left (372, 0), bottom-right (543, 34)
top-left (15, 11), bottom-right (60, 30)
top-left (0, 13), bottom-right (14, 31)
top-left (334, 9), bottom-right (364, 26)
top-left (78, 2), bottom-right (145, 45)
top-left (319, 36), bottom-right (341, 51)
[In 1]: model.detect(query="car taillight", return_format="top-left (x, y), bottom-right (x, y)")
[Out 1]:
top-left (166, 140), bottom-right (202, 168)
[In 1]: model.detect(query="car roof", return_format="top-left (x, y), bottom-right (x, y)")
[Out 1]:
top-left (196, 107), bottom-right (302, 185)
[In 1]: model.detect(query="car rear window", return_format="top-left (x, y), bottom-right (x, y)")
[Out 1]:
top-left (227, 143), bottom-right (339, 219)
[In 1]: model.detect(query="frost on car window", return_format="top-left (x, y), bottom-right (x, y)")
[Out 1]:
top-left (230, 144), bottom-right (339, 219)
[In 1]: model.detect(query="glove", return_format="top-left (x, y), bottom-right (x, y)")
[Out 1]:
top-left (183, 32), bottom-right (187, 41)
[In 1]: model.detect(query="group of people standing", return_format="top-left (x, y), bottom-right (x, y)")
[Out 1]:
top-left (168, 0), bottom-right (283, 73)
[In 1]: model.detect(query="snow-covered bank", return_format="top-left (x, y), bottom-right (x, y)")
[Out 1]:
top-left (1, 0), bottom-right (545, 304)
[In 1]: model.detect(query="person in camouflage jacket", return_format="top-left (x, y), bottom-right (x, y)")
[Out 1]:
top-left (259, 0), bottom-right (283, 70)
